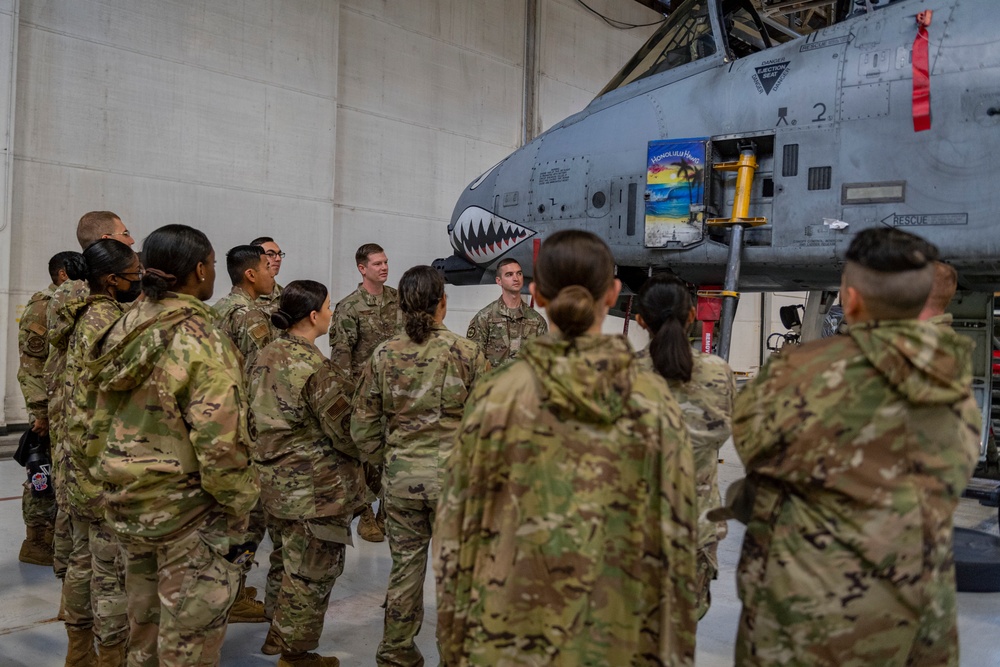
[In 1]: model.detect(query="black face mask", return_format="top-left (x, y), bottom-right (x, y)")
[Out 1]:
top-left (116, 279), bottom-right (142, 303)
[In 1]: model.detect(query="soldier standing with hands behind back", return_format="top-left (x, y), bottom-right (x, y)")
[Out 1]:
top-left (329, 243), bottom-right (403, 543)
top-left (466, 258), bottom-right (546, 368)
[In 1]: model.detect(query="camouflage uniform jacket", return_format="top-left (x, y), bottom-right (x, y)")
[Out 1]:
top-left (16, 284), bottom-right (56, 421)
top-left (435, 334), bottom-right (698, 667)
top-left (466, 296), bottom-right (548, 368)
top-left (45, 279), bottom-right (90, 508)
top-left (255, 282), bottom-right (283, 317)
top-left (53, 292), bottom-right (125, 522)
top-left (329, 284), bottom-right (403, 380)
top-left (637, 347), bottom-right (735, 554)
top-left (212, 285), bottom-right (276, 375)
top-left (733, 319), bottom-right (981, 666)
top-left (927, 312), bottom-right (954, 329)
top-left (352, 323), bottom-right (488, 501)
top-left (249, 333), bottom-right (365, 528)
top-left (88, 293), bottom-right (259, 541)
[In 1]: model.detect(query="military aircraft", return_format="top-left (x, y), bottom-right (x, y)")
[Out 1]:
top-left (434, 0), bottom-right (1000, 479)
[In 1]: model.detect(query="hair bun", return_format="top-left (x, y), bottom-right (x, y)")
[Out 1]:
top-left (271, 309), bottom-right (293, 330)
top-left (548, 284), bottom-right (596, 338)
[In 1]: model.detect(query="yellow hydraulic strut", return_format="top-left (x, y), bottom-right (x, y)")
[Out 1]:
top-left (705, 144), bottom-right (767, 360)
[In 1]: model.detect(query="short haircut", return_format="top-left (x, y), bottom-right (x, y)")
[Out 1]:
top-left (250, 236), bottom-right (274, 247)
top-left (496, 258), bottom-right (521, 274)
top-left (356, 243), bottom-right (385, 266)
top-left (76, 211), bottom-right (121, 250)
top-left (925, 261), bottom-right (958, 314)
top-left (226, 245), bottom-right (266, 286)
top-left (842, 228), bottom-right (939, 320)
top-left (48, 250), bottom-right (81, 282)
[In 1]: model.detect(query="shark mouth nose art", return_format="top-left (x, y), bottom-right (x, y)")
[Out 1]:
top-left (451, 206), bottom-right (535, 264)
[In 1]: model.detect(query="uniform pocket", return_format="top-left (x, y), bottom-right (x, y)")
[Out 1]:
top-left (171, 532), bottom-right (243, 630)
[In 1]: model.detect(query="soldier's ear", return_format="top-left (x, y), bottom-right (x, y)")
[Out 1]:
top-left (529, 282), bottom-right (548, 308)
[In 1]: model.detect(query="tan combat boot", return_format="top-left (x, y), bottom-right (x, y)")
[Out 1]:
top-left (96, 640), bottom-right (127, 667)
top-left (228, 579), bottom-right (267, 623)
top-left (19, 525), bottom-right (54, 566)
top-left (357, 505), bottom-right (384, 543)
top-left (65, 626), bottom-right (97, 667)
top-left (261, 626), bottom-right (283, 655)
top-left (278, 652), bottom-right (340, 667)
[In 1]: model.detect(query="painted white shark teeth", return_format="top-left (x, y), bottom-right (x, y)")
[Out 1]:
top-left (450, 206), bottom-right (536, 265)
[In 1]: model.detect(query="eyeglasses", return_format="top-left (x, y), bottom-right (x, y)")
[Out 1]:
top-left (264, 250), bottom-right (286, 259)
top-left (116, 268), bottom-right (144, 281)
top-left (108, 230), bottom-right (133, 239)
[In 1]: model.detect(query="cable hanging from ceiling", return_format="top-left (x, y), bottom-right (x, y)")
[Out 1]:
top-left (575, 0), bottom-right (669, 29)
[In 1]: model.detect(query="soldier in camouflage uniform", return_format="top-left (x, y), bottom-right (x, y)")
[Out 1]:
top-left (353, 265), bottom-right (489, 667)
top-left (250, 280), bottom-right (365, 667)
top-left (90, 225), bottom-right (258, 667)
top-left (635, 274), bottom-right (735, 620)
top-left (212, 244), bottom-right (278, 622)
top-left (728, 228), bottom-right (980, 667)
top-left (466, 258), bottom-right (547, 368)
top-left (435, 231), bottom-right (698, 667)
top-left (55, 239), bottom-right (140, 665)
top-left (252, 236), bottom-right (285, 316)
top-left (213, 244), bottom-right (277, 374)
top-left (331, 243), bottom-right (403, 542)
top-left (15, 251), bottom-right (78, 567)
top-left (49, 211), bottom-right (136, 582)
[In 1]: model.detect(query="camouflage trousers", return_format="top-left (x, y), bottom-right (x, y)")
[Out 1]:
top-left (377, 495), bottom-right (436, 667)
top-left (696, 542), bottom-right (719, 621)
top-left (263, 511), bottom-right (285, 620)
top-left (53, 504), bottom-right (72, 578)
top-left (21, 483), bottom-right (56, 527)
top-left (62, 515), bottom-right (128, 645)
top-left (120, 514), bottom-right (243, 667)
top-left (269, 515), bottom-right (347, 653)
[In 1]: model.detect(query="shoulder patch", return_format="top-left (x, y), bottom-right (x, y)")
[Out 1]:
top-left (249, 321), bottom-right (269, 343)
top-left (27, 322), bottom-right (46, 336)
top-left (326, 395), bottom-right (350, 422)
top-left (466, 324), bottom-right (477, 339)
top-left (25, 334), bottom-right (47, 356)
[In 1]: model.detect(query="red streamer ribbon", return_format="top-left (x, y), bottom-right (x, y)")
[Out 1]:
top-left (912, 11), bottom-right (932, 132)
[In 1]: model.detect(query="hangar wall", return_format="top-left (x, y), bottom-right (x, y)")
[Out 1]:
top-left (1, 0), bottom-right (787, 427)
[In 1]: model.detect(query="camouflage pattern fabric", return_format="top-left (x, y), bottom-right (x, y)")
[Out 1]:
top-left (89, 519), bottom-right (128, 647)
top-left (53, 507), bottom-right (71, 578)
top-left (465, 296), bottom-right (547, 368)
top-left (45, 279), bottom-right (89, 511)
top-left (89, 293), bottom-right (259, 540)
top-left (17, 284), bottom-right (55, 421)
top-left (17, 285), bottom-right (57, 549)
top-left (637, 347), bottom-right (735, 619)
top-left (249, 333), bottom-right (365, 522)
top-left (351, 323), bottom-right (489, 501)
top-left (435, 333), bottom-right (699, 667)
top-left (268, 516), bottom-right (347, 654)
top-left (329, 283), bottom-right (403, 381)
top-left (212, 285), bottom-right (277, 375)
top-left (62, 516), bottom-right (95, 630)
top-left (378, 495), bottom-right (437, 667)
top-left (927, 312), bottom-right (954, 329)
top-left (21, 485), bottom-right (56, 528)
top-left (58, 294), bottom-right (125, 522)
top-left (255, 282), bottom-right (282, 317)
top-left (120, 512), bottom-right (243, 667)
top-left (732, 319), bottom-right (981, 667)
top-left (351, 323), bottom-right (487, 666)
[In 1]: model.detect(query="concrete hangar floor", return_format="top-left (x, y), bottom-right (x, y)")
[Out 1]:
top-left (1, 437), bottom-right (999, 666)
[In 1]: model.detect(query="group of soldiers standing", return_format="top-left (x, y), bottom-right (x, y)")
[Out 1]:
top-left (14, 212), bottom-right (980, 667)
